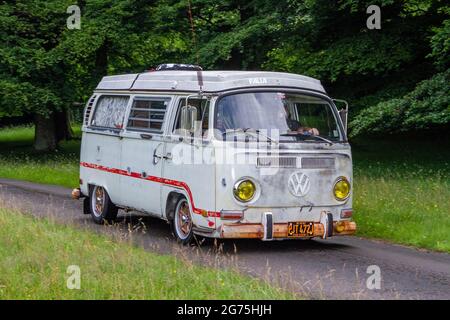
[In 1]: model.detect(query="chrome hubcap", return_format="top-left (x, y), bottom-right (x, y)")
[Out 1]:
top-left (175, 199), bottom-right (192, 240)
top-left (92, 186), bottom-right (105, 217)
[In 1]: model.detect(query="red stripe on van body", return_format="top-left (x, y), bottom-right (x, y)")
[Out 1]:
top-left (80, 162), bottom-right (220, 218)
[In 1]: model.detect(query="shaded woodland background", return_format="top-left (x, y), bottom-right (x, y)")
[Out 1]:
top-left (0, 0), bottom-right (448, 150)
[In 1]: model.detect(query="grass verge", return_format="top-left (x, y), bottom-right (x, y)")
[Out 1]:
top-left (0, 125), bottom-right (79, 188)
top-left (0, 207), bottom-right (295, 299)
top-left (352, 137), bottom-right (450, 252)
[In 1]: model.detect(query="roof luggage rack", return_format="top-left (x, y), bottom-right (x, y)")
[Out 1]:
top-left (155, 63), bottom-right (203, 71)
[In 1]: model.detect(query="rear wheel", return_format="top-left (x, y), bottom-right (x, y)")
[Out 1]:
top-left (89, 185), bottom-right (118, 224)
top-left (171, 197), bottom-right (194, 245)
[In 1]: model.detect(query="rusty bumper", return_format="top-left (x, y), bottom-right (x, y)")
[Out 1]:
top-left (71, 188), bottom-right (82, 199)
top-left (220, 220), bottom-right (356, 239)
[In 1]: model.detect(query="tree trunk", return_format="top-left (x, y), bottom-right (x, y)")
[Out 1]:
top-left (33, 109), bottom-right (73, 151)
top-left (34, 113), bottom-right (57, 151)
top-left (95, 39), bottom-right (108, 78)
top-left (55, 110), bottom-right (73, 141)
top-left (223, 2), bottom-right (253, 70)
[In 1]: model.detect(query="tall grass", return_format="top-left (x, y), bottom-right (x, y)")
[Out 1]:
top-left (0, 207), bottom-right (295, 299)
top-left (352, 137), bottom-right (450, 252)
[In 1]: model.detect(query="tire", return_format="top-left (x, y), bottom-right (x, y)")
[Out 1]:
top-left (170, 197), bottom-right (194, 245)
top-left (89, 185), bottom-right (118, 224)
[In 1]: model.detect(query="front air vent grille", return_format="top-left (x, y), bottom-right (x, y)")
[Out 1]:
top-left (257, 156), bottom-right (336, 169)
top-left (84, 95), bottom-right (96, 126)
top-left (257, 157), bottom-right (297, 168)
top-left (301, 157), bottom-right (335, 169)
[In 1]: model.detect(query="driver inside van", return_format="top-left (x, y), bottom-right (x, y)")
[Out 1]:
top-left (283, 104), bottom-right (319, 136)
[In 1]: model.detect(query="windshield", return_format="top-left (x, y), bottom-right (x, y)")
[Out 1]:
top-left (214, 92), bottom-right (343, 142)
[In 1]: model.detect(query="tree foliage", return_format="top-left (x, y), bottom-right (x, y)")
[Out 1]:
top-left (0, 0), bottom-right (449, 149)
top-left (350, 69), bottom-right (450, 136)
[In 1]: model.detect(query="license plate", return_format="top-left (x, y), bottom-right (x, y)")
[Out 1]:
top-left (287, 222), bottom-right (314, 237)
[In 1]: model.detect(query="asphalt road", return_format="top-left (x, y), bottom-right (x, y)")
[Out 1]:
top-left (0, 178), bottom-right (449, 299)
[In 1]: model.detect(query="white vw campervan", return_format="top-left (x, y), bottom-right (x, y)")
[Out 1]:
top-left (74, 64), bottom-right (356, 244)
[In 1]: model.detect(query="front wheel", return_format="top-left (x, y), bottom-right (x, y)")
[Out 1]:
top-left (89, 185), bottom-right (118, 224)
top-left (171, 198), bottom-right (194, 245)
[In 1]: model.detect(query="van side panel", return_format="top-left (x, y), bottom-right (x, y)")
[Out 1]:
top-left (79, 131), bottom-right (122, 203)
top-left (161, 141), bottom-right (217, 230)
top-left (118, 133), bottom-right (165, 216)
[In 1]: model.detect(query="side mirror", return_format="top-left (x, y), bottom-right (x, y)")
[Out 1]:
top-left (180, 104), bottom-right (198, 132)
top-left (180, 94), bottom-right (211, 142)
top-left (333, 99), bottom-right (349, 134)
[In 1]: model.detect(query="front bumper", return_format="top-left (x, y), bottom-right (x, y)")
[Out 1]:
top-left (220, 220), bottom-right (356, 239)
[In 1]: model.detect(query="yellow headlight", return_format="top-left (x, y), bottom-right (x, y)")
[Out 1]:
top-left (233, 179), bottom-right (256, 202)
top-left (333, 177), bottom-right (350, 201)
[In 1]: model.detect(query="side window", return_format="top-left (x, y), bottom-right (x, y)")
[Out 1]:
top-left (91, 95), bottom-right (129, 129)
top-left (127, 98), bottom-right (170, 132)
top-left (173, 98), bottom-right (210, 135)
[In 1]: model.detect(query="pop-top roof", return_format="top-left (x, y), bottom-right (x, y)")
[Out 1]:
top-left (95, 70), bottom-right (326, 94)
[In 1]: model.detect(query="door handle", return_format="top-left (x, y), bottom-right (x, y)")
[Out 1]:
top-left (140, 133), bottom-right (152, 140)
top-left (163, 152), bottom-right (172, 160)
top-left (153, 149), bottom-right (162, 165)
top-left (152, 143), bottom-right (165, 165)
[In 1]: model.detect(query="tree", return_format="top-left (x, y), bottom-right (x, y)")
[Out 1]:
top-left (262, 0), bottom-right (449, 135)
top-left (0, 0), bottom-right (189, 151)
top-left (184, 0), bottom-right (291, 69)
top-left (350, 5), bottom-right (450, 136)
top-left (1, 0), bottom-right (448, 143)
top-left (0, 1), bottom-right (74, 150)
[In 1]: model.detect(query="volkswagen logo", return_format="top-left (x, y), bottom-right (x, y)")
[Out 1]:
top-left (288, 172), bottom-right (311, 197)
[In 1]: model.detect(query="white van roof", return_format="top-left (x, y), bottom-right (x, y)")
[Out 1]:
top-left (95, 70), bottom-right (326, 94)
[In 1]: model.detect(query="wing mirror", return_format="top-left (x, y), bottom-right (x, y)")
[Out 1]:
top-left (180, 104), bottom-right (198, 133)
top-left (333, 99), bottom-right (349, 134)
top-left (179, 94), bottom-right (212, 144)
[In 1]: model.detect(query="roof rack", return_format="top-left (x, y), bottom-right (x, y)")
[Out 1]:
top-left (155, 63), bottom-right (203, 71)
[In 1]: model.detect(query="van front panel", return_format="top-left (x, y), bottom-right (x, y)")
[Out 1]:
top-left (214, 145), bottom-right (352, 225)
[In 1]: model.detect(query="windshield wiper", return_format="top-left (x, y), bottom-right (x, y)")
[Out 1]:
top-left (222, 128), bottom-right (278, 144)
top-left (246, 129), bottom-right (278, 145)
top-left (280, 132), bottom-right (334, 145)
